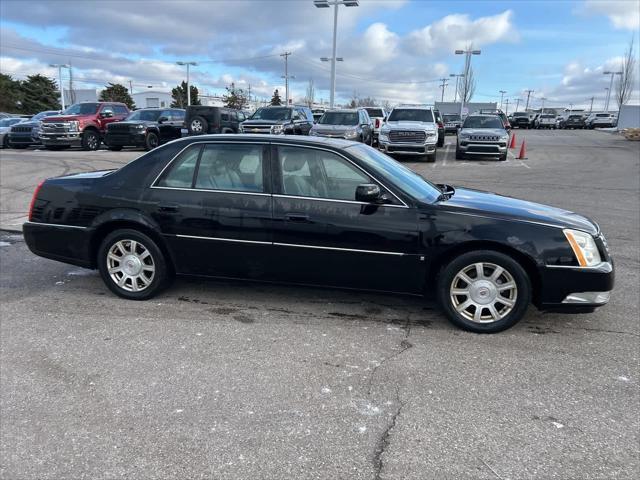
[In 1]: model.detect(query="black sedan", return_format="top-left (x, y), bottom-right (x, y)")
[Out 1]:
top-left (23, 135), bottom-right (614, 333)
top-left (104, 108), bottom-right (185, 151)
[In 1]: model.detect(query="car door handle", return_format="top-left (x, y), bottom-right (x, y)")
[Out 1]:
top-left (158, 203), bottom-right (180, 213)
top-left (285, 213), bottom-right (310, 223)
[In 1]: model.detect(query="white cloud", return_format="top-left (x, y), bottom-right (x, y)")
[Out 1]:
top-left (584, 0), bottom-right (640, 30)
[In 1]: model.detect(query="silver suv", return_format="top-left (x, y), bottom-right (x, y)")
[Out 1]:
top-left (378, 105), bottom-right (438, 162)
top-left (456, 114), bottom-right (509, 161)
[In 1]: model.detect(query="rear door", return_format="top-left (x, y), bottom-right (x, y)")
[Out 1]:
top-left (270, 143), bottom-right (422, 293)
top-left (145, 141), bottom-right (273, 279)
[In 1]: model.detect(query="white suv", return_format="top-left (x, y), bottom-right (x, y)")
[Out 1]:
top-left (378, 105), bottom-right (438, 162)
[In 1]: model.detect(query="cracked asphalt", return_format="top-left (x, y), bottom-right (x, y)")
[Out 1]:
top-left (1, 130), bottom-right (639, 479)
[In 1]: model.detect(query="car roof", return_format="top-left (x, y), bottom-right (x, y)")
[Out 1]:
top-left (175, 133), bottom-right (355, 148)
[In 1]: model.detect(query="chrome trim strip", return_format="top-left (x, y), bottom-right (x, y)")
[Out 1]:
top-left (545, 262), bottom-right (613, 272)
top-left (24, 221), bottom-right (88, 230)
top-left (175, 234), bottom-right (271, 245)
top-left (150, 186), bottom-right (270, 196)
top-left (272, 194), bottom-right (408, 208)
top-left (273, 242), bottom-right (407, 256)
top-left (271, 142), bottom-right (409, 208)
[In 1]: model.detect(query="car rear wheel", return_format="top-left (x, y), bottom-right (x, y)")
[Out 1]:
top-left (145, 132), bottom-right (159, 150)
top-left (97, 229), bottom-right (168, 300)
top-left (82, 130), bottom-right (100, 151)
top-left (437, 250), bottom-right (531, 333)
top-left (189, 116), bottom-right (208, 134)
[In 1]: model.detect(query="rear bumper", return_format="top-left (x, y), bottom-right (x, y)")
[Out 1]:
top-left (23, 221), bottom-right (94, 268)
top-left (538, 261), bottom-right (614, 311)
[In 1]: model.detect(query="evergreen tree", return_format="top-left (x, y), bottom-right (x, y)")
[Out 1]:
top-left (19, 74), bottom-right (61, 113)
top-left (171, 81), bottom-right (201, 108)
top-left (222, 82), bottom-right (249, 110)
top-left (270, 89), bottom-right (282, 106)
top-left (99, 83), bottom-right (135, 109)
top-left (0, 73), bottom-right (23, 112)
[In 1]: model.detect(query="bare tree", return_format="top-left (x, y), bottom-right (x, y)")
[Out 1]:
top-left (616, 36), bottom-right (636, 109)
top-left (460, 66), bottom-right (476, 103)
top-left (381, 99), bottom-right (392, 111)
top-left (304, 79), bottom-right (315, 107)
top-left (357, 96), bottom-right (378, 107)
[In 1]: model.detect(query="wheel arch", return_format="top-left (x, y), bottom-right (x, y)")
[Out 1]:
top-left (426, 240), bottom-right (541, 306)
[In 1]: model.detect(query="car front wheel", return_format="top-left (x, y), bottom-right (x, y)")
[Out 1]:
top-left (82, 130), bottom-right (100, 151)
top-left (437, 250), bottom-right (531, 333)
top-left (97, 229), bottom-right (169, 300)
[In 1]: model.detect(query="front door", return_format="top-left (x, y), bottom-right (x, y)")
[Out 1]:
top-left (270, 144), bottom-right (423, 293)
top-left (145, 141), bottom-right (272, 279)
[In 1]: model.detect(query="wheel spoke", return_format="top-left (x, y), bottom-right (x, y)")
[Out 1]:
top-left (108, 253), bottom-right (121, 263)
top-left (142, 265), bottom-right (155, 273)
top-left (497, 281), bottom-right (516, 291)
top-left (488, 304), bottom-right (500, 320)
top-left (139, 249), bottom-right (151, 260)
top-left (474, 263), bottom-right (484, 279)
top-left (108, 266), bottom-right (122, 274)
top-left (498, 295), bottom-right (515, 307)
top-left (130, 240), bottom-right (138, 255)
top-left (117, 274), bottom-right (128, 287)
top-left (473, 306), bottom-right (483, 322)
top-left (451, 288), bottom-right (469, 296)
top-left (130, 278), bottom-right (139, 292)
top-left (456, 299), bottom-right (473, 312)
top-left (116, 241), bottom-right (127, 255)
top-left (458, 272), bottom-right (474, 285)
top-left (490, 266), bottom-right (504, 282)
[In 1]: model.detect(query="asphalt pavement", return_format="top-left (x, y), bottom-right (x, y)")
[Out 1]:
top-left (1, 130), bottom-right (639, 479)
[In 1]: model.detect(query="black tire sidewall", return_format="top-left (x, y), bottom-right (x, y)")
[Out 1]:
top-left (189, 116), bottom-right (208, 134)
top-left (97, 229), bottom-right (167, 300)
top-left (145, 132), bottom-right (159, 150)
top-left (82, 130), bottom-right (100, 150)
top-left (437, 250), bottom-right (531, 333)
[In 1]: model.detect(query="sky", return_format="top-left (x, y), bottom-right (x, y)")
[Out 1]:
top-left (1, 0), bottom-right (639, 111)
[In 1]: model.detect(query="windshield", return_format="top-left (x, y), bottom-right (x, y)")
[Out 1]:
top-left (318, 112), bottom-right (358, 125)
top-left (30, 111), bottom-right (58, 121)
top-left (347, 144), bottom-right (442, 204)
top-left (388, 109), bottom-right (434, 123)
top-left (462, 116), bottom-right (504, 129)
top-left (126, 110), bottom-right (163, 121)
top-left (63, 103), bottom-right (100, 115)
top-left (513, 112), bottom-right (528, 117)
top-left (569, 115), bottom-right (583, 119)
top-left (250, 107), bottom-right (291, 120)
top-left (0, 118), bottom-right (23, 127)
top-left (365, 108), bottom-right (384, 117)
top-left (541, 114), bottom-right (555, 118)
top-left (443, 114), bottom-right (461, 122)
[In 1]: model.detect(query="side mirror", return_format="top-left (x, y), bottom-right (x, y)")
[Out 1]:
top-left (100, 111), bottom-right (114, 118)
top-left (355, 184), bottom-right (381, 203)
top-left (158, 116), bottom-right (169, 123)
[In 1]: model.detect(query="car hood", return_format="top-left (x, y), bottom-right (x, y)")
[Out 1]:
top-left (242, 120), bottom-right (287, 126)
top-left (313, 125), bottom-right (357, 133)
top-left (110, 120), bottom-right (156, 127)
top-left (442, 187), bottom-right (598, 234)
top-left (42, 115), bottom-right (88, 123)
top-left (384, 121), bottom-right (436, 131)
top-left (459, 128), bottom-right (506, 136)
top-left (11, 121), bottom-right (38, 128)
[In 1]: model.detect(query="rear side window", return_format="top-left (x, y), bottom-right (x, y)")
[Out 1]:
top-left (171, 110), bottom-right (185, 121)
top-left (195, 144), bottom-right (264, 192)
top-left (114, 105), bottom-right (128, 115)
top-left (156, 145), bottom-right (201, 188)
top-left (221, 113), bottom-right (230, 121)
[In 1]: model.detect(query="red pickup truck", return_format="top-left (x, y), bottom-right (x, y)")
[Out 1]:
top-left (40, 102), bottom-right (129, 150)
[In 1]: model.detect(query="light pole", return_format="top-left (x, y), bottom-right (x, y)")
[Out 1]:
top-left (176, 61), bottom-right (198, 106)
top-left (540, 97), bottom-right (547, 114)
top-left (320, 56), bottom-right (343, 106)
top-left (314, 0), bottom-right (359, 108)
top-left (449, 73), bottom-right (464, 102)
top-left (455, 48), bottom-right (481, 118)
top-left (438, 78), bottom-right (449, 102)
top-left (504, 98), bottom-right (510, 115)
top-left (604, 88), bottom-right (609, 110)
top-left (499, 90), bottom-right (507, 109)
top-left (49, 64), bottom-right (70, 110)
top-left (603, 70), bottom-right (622, 112)
top-left (514, 98), bottom-right (521, 112)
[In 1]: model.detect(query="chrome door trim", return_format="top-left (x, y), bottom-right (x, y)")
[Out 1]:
top-left (272, 194), bottom-right (408, 208)
top-left (24, 221), bottom-right (88, 230)
top-left (150, 186), bottom-right (270, 196)
top-left (273, 242), bottom-right (407, 256)
top-left (174, 234), bottom-right (271, 245)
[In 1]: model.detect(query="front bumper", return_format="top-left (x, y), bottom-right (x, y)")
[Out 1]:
top-left (8, 132), bottom-right (39, 145)
top-left (105, 132), bottom-right (146, 147)
top-left (458, 141), bottom-right (507, 156)
top-left (378, 138), bottom-right (437, 155)
top-left (538, 261), bottom-right (614, 312)
top-left (40, 133), bottom-right (82, 147)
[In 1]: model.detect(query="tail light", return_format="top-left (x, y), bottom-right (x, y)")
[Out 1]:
top-left (28, 180), bottom-right (45, 221)
top-left (438, 122), bottom-right (444, 128)
top-left (375, 118), bottom-right (380, 129)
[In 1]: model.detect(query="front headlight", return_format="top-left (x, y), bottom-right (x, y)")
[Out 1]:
top-left (271, 124), bottom-right (284, 134)
top-left (344, 129), bottom-right (358, 138)
top-left (564, 229), bottom-right (602, 267)
top-left (68, 121), bottom-right (79, 132)
top-left (500, 134), bottom-right (509, 141)
top-left (426, 131), bottom-right (437, 138)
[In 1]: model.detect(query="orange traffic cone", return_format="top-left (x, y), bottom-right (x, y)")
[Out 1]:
top-left (517, 139), bottom-right (527, 159)
top-left (509, 133), bottom-right (516, 149)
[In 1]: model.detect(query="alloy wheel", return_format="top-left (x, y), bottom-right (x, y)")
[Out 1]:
top-left (106, 239), bottom-right (155, 292)
top-left (190, 120), bottom-right (203, 133)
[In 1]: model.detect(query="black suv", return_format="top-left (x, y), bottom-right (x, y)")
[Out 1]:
top-left (104, 108), bottom-right (185, 150)
top-left (240, 106), bottom-right (314, 135)
top-left (186, 106), bottom-right (246, 135)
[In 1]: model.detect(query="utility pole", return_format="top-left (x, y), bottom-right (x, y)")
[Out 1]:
top-left (438, 78), bottom-right (448, 102)
top-left (280, 51), bottom-right (293, 105)
top-left (176, 61), bottom-right (198, 106)
top-left (514, 98), bottom-right (521, 112)
top-left (603, 70), bottom-right (622, 112)
top-left (588, 96), bottom-right (594, 113)
top-left (524, 90), bottom-right (534, 111)
top-left (129, 80), bottom-right (134, 95)
top-left (68, 62), bottom-right (75, 104)
top-left (499, 90), bottom-right (507, 109)
top-left (504, 98), bottom-right (510, 115)
top-left (449, 73), bottom-right (464, 102)
top-left (540, 97), bottom-right (547, 114)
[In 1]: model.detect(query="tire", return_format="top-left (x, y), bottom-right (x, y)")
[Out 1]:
top-left (189, 116), bottom-right (208, 135)
top-left (2, 136), bottom-right (9, 148)
top-left (499, 152), bottom-right (508, 161)
top-left (437, 250), bottom-right (531, 333)
top-left (437, 134), bottom-right (444, 148)
top-left (107, 146), bottom-right (123, 151)
top-left (455, 148), bottom-right (464, 160)
top-left (97, 229), bottom-right (169, 300)
top-left (81, 130), bottom-right (100, 151)
top-left (426, 152), bottom-right (436, 163)
top-left (145, 131), bottom-right (159, 151)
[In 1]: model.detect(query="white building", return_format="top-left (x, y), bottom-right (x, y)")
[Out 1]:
top-left (131, 90), bottom-right (172, 109)
top-left (63, 89), bottom-right (98, 105)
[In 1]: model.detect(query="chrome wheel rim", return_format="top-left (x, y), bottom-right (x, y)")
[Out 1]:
top-left (450, 262), bottom-right (517, 323)
top-left (87, 134), bottom-right (98, 150)
top-left (107, 239), bottom-right (155, 292)
top-left (190, 120), bottom-right (203, 133)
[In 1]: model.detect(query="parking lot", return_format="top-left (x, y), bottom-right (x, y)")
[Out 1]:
top-left (1, 129), bottom-right (639, 479)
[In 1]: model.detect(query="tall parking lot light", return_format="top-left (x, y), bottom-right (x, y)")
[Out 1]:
top-left (176, 61), bottom-right (198, 106)
top-left (499, 90), bottom-right (507, 109)
top-left (314, 0), bottom-right (359, 108)
top-left (455, 48), bottom-right (481, 117)
top-left (603, 71), bottom-right (622, 112)
top-left (449, 73), bottom-right (464, 102)
top-left (49, 64), bottom-right (70, 110)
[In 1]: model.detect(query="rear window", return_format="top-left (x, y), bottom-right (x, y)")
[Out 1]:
top-left (388, 109), bottom-right (434, 123)
top-left (365, 108), bottom-right (384, 117)
top-left (443, 114), bottom-right (461, 122)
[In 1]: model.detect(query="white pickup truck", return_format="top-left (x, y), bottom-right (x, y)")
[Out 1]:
top-left (364, 107), bottom-right (388, 145)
